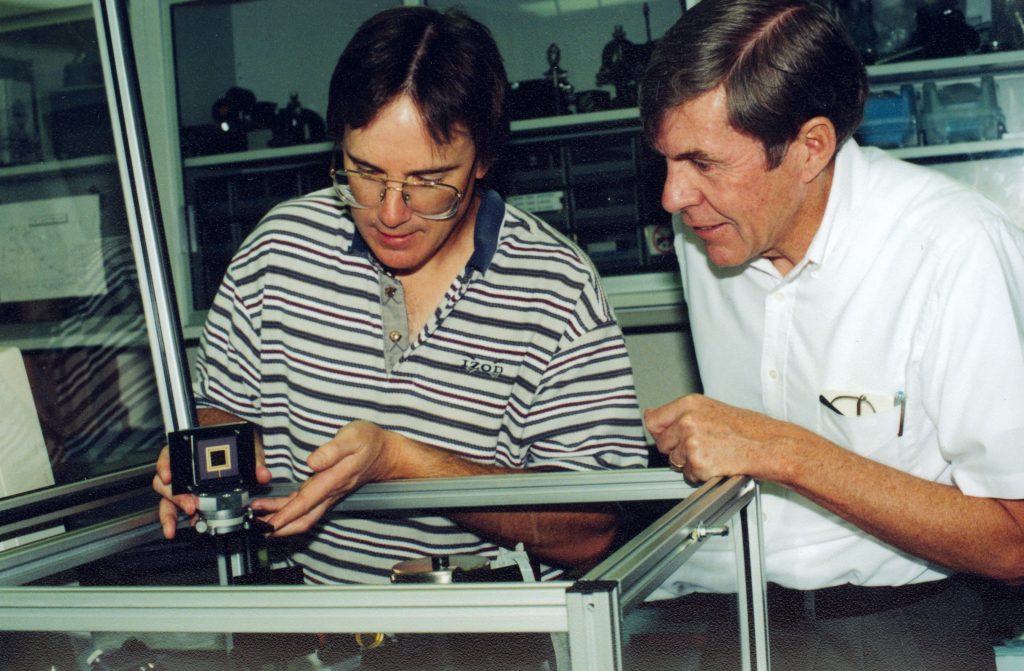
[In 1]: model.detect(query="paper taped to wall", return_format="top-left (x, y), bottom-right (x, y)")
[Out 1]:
top-left (0, 194), bottom-right (107, 303)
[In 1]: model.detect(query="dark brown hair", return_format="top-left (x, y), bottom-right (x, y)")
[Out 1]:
top-left (326, 6), bottom-right (509, 169)
top-left (640, 0), bottom-right (867, 169)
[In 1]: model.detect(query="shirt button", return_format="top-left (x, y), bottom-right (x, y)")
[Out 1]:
top-left (388, 330), bottom-right (402, 343)
top-left (768, 369), bottom-right (779, 380)
top-left (774, 292), bottom-right (785, 302)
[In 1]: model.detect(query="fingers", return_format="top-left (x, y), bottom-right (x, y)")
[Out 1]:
top-left (667, 449), bottom-right (700, 483)
top-left (644, 394), bottom-right (703, 440)
top-left (668, 450), bottom-right (686, 472)
top-left (643, 404), bottom-right (674, 439)
top-left (263, 475), bottom-right (342, 535)
top-left (644, 396), bottom-right (699, 480)
top-left (154, 447), bottom-right (186, 539)
top-left (151, 471), bottom-right (173, 500)
top-left (307, 436), bottom-right (352, 472)
top-left (155, 445), bottom-right (172, 485)
top-left (307, 420), bottom-right (388, 476)
top-left (267, 502), bottom-right (331, 537)
top-left (153, 452), bottom-right (198, 540)
top-left (255, 464), bottom-right (273, 485)
top-left (157, 494), bottom-right (198, 539)
top-left (252, 423), bottom-right (385, 536)
top-left (253, 434), bottom-right (272, 484)
top-left (251, 493), bottom-right (319, 537)
top-left (158, 497), bottom-right (179, 539)
top-left (250, 493), bottom-right (292, 514)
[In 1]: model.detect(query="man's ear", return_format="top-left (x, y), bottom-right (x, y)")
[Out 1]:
top-left (795, 116), bottom-right (837, 183)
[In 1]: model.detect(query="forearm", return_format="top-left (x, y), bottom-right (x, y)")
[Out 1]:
top-left (767, 426), bottom-right (1024, 583)
top-left (381, 431), bottom-right (618, 570)
top-left (197, 406), bottom-right (245, 427)
top-left (451, 507), bottom-right (616, 572)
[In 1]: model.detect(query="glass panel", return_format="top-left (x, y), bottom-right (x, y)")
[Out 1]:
top-left (171, 0), bottom-right (398, 315)
top-left (0, 628), bottom-right (571, 670)
top-left (622, 538), bottom-right (745, 670)
top-left (432, 1), bottom-right (685, 116)
top-left (0, 473), bottom-right (764, 671)
top-left (172, 0), bottom-right (399, 155)
top-left (185, 157), bottom-right (328, 310)
top-left (858, 56), bottom-right (1024, 228)
top-left (0, 4), bottom-right (163, 506)
top-left (498, 125), bottom-right (672, 276)
top-left (827, 0), bottom-right (1023, 66)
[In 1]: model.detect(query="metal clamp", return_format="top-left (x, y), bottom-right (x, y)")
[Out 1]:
top-left (689, 522), bottom-right (729, 542)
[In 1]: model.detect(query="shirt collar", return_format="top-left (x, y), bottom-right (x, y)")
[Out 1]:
top-left (346, 188), bottom-right (504, 273)
top-left (749, 139), bottom-right (859, 279)
top-left (805, 139), bottom-right (860, 269)
top-left (466, 188), bottom-right (503, 272)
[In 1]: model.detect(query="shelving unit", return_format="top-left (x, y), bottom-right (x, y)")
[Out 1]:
top-left (0, 153), bottom-right (115, 179)
top-left (146, 0), bottom-right (1024, 334)
top-left (183, 151), bottom-right (330, 312)
top-left (868, 49), bottom-right (1024, 82)
top-left (0, 1), bottom-right (168, 491)
top-left (136, 0), bottom-right (1024, 346)
top-left (863, 51), bottom-right (1024, 154)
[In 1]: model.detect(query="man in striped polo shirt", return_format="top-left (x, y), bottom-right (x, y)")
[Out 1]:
top-left (154, 6), bottom-right (648, 584)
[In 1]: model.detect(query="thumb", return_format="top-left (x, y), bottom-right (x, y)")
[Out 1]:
top-left (307, 438), bottom-right (345, 472)
top-left (644, 404), bottom-right (674, 437)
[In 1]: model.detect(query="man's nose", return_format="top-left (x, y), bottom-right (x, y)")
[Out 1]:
top-left (661, 165), bottom-right (702, 214)
top-left (377, 184), bottom-right (413, 226)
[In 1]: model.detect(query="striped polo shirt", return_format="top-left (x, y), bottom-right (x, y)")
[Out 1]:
top-left (195, 187), bottom-right (648, 584)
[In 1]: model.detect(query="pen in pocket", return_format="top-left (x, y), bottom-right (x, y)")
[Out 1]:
top-left (895, 390), bottom-right (905, 437)
top-left (819, 395), bottom-right (842, 414)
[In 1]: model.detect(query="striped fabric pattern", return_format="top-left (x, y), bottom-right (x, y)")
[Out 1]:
top-left (195, 187), bottom-right (648, 584)
top-left (32, 236), bottom-right (164, 477)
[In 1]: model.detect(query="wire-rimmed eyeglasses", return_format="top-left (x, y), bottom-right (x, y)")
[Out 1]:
top-left (819, 391), bottom-right (906, 437)
top-left (329, 157), bottom-right (465, 221)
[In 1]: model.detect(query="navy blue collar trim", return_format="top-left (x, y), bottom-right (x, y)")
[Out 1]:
top-left (346, 189), bottom-right (504, 273)
top-left (468, 189), bottom-right (503, 272)
top-left (348, 216), bottom-right (370, 258)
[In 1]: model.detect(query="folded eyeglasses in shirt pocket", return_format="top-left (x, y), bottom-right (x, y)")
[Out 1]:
top-left (819, 390), bottom-right (900, 418)
top-left (817, 389), bottom-right (907, 465)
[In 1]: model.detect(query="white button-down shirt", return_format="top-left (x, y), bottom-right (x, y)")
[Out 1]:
top-left (655, 141), bottom-right (1024, 595)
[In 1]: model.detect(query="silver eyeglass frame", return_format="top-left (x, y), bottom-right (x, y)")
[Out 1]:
top-left (329, 161), bottom-right (465, 221)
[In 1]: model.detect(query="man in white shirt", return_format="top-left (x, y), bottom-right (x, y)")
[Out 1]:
top-left (637, 0), bottom-right (1024, 669)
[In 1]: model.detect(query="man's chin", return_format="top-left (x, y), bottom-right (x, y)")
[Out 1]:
top-left (703, 243), bottom-right (750, 269)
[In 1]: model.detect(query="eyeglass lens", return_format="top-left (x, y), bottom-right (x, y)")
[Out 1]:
top-left (340, 172), bottom-right (458, 217)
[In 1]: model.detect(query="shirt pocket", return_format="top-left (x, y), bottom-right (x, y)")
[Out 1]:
top-left (817, 403), bottom-right (905, 469)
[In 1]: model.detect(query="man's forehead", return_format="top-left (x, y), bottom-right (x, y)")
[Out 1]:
top-left (654, 91), bottom-right (724, 148)
top-left (655, 99), bottom-right (768, 164)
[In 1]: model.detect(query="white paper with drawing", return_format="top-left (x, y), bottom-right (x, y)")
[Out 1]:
top-left (0, 194), bottom-right (107, 303)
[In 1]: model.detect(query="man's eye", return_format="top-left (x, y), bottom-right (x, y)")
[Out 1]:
top-left (691, 160), bottom-right (712, 173)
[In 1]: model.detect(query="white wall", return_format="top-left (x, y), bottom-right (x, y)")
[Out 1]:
top-left (172, 0), bottom-right (393, 128)
top-left (623, 327), bottom-right (701, 440)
